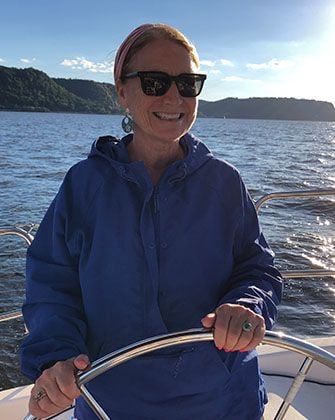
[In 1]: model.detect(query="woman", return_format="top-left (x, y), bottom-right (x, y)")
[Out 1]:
top-left (21, 23), bottom-right (282, 419)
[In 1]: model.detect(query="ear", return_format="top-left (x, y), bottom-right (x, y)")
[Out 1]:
top-left (116, 79), bottom-right (128, 109)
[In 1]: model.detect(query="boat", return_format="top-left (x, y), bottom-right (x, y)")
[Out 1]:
top-left (0, 189), bottom-right (334, 420)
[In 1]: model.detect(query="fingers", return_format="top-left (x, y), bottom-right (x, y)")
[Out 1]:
top-left (73, 353), bottom-right (90, 371)
top-left (39, 372), bottom-right (74, 405)
top-left (212, 311), bottom-right (230, 350)
top-left (202, 304), bottom-right (265, 352)
top-left (29, 384), bottom-right (68, 418)
top-left (29, 355), bottom-right (90, 417)
top-left (239, 322), bottom-right (266, 352)
top-left (201, 312), bottom-right (217, 329)
top-left (29, 389), bottom-right (51, 419)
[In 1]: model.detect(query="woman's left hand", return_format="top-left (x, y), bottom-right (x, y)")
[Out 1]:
top-left (201, 303), bottom-right (266, 352)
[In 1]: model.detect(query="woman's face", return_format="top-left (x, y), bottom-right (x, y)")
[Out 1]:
top-left (117, 39), bottom-right (199, 145)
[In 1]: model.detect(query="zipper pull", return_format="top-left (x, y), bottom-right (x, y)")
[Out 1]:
top-left (153, 189), bottom-right (160, 214)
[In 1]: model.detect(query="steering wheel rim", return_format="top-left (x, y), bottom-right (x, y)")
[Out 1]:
top-left (24, 329), bottom-right (335, 420)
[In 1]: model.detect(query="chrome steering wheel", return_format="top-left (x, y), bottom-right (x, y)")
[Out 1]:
top-left (24, 329), bottom-right (335, 420)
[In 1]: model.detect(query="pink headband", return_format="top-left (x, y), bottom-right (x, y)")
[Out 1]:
top-left (114, 24), bottom-right (155, 83)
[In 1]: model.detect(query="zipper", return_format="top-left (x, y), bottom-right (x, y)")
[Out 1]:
top-left (153, 187), bottom-right (160, 214)
top-left (152, 186), bottom-right (160, 254)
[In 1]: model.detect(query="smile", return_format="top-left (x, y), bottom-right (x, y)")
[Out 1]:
top-left (153, 112), bottom-right (184, 120)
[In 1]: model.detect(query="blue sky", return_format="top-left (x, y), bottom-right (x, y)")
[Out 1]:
top-left (1, 0), bottom-right (335, 104)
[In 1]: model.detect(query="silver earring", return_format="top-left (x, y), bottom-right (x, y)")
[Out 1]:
top-left (122, 109), bottom-right (133, 133)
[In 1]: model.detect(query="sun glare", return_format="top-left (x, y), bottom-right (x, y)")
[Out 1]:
top-left (317, 6), bottom-right (335, 103)
top-left (288, 7), bottom-right (335, 105)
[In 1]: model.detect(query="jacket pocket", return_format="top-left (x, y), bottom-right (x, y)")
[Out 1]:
top-left (174, 342), bottom-right (232, 394)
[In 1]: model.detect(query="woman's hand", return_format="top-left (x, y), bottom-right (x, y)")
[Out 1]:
top-left (29, 354), bottom-right (90, 418)
top-left (201, 303), bottom-right (265, 352)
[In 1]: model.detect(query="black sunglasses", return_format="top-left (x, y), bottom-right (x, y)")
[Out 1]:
top-left (122, 71), bottom-right (207, 97)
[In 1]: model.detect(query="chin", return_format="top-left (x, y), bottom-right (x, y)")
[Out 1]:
top-left (155, 128), bottom-right (189, 142)
top-left (154, 121), bottom-right (192, 139)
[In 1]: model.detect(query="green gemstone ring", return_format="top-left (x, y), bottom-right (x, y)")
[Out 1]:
top-left (242, 321), bottom-right (253, 332)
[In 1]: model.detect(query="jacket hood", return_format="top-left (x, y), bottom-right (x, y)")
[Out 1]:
top-left (88, 133), bottom-right (213, 185)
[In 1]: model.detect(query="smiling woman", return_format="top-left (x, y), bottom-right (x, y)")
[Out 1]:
top-left (115, 37), bottom-right (201, 177)
top-left (19, 23), bottom-right (282, 420)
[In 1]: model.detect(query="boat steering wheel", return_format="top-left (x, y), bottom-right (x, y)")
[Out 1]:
top-left (23, 329), bottom-right (335, 420)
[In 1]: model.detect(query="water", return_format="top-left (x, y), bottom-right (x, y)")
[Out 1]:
top-left (0, 111), bottom-right (334, 390)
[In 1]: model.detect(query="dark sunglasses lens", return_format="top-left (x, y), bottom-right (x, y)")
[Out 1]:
top-left (177, 75), bottom-right (205, 97)
top-left (140, 73), bottom-right (170, 96)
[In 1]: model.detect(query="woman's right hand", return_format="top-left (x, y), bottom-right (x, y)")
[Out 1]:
top-left (28, 354), bottom-right (90, 418)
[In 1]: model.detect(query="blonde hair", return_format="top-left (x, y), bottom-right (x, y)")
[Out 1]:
top-left (114, 23), bottom-right (200, 82)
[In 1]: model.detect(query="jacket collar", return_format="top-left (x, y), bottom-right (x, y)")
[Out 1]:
top-left (88, 132), bottom-right (212, 188)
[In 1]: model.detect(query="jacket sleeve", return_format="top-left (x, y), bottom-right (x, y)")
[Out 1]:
top-left (20, 167), bottom-right (89, 381)
top-left (218, 174), bottom-right (283, 329)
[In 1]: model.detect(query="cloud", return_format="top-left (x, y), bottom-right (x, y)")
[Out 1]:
top-left (0, 58), bottom-right (4, 62)
top-left (200, 58), bottom-right (234, 68)
top-left (221, 76), bottom-right (244, 82)
top-left (246, 58), bottom-right (292, 70)
top-left (221, 76), bottom-right (247, 82)
top-left (60, 56), bottom-right (113, 73)
top-left (219, 59), bottom-right (234, 67)
top-left (200, 60), bottom-right (216, 67)
top-left (287, 41), bottom-right (304, 48)
top-left (209, 69), bottom-right (221, 75)
top-left (221, 76), bottom-right (262, 83)
top-left (20, 58), bottom-right (36, 64)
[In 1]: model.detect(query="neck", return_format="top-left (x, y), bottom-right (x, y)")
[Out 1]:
top-left (127, 134), bottom-right (185, 184)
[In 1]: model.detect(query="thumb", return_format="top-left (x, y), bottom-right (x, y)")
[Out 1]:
top-left (73, 354), bottom-right (90, 371)
top-left (201, 312), bottom-right (217, 329)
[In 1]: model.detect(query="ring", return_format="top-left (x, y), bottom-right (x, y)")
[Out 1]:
top-left (242, 320), bottom-right (253, 332)
top-left (32, 389), bottom-right (47, 402)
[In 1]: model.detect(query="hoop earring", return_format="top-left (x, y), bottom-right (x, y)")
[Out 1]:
top-left (122, 109), bottom-right (133, 133)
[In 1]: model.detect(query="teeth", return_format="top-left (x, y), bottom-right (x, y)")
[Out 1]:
top-left (154, 112), bottom-right (182, 120)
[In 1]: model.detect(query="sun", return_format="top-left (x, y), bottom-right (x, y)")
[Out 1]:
top-left (316, 7), bottom-right (335, 104)
top-left (291, 7), bottom-right (335, 105)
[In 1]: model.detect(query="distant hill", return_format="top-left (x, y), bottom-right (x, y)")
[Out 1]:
top-left (199, 97), bottom-right (335, 121)
top-left (0, 66), bottom-right (95, 113)
top-left (0, 66), bottom-right (122, 114)
top-left (1, 66), bottom-right (334, 121)
top-left (53, 78), bottom-right (122, 114)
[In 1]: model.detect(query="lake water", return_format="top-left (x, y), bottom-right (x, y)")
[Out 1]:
top-left (0, 111), bottom-right (334, 390)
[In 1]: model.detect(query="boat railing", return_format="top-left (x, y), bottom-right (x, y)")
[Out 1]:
top-left (0, 224), bottom-right (37, 323)
top-left (0, 188), bottom-right (334, 323)
top-left (0, 224), bottom-right (37, 246)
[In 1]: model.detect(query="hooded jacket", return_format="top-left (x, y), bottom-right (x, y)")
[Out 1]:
top-left (21, 133), bottom-right (282, 419)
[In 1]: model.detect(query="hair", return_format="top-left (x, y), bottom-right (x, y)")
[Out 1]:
top-left (114, 23), bottom-right (200, 83)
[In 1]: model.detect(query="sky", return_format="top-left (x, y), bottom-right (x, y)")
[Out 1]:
top-left (1, 0), bottom-right (335, 104)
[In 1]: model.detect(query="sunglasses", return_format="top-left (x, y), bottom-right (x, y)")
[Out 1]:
top-left (122, 71), bottom-right (207, 97)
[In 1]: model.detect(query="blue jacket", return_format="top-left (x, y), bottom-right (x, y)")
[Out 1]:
top-left (21, 133), bottom-right (282, 419)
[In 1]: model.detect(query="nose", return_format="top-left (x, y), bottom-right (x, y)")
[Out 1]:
top-left (163, 81), bottom-right (183, 103)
